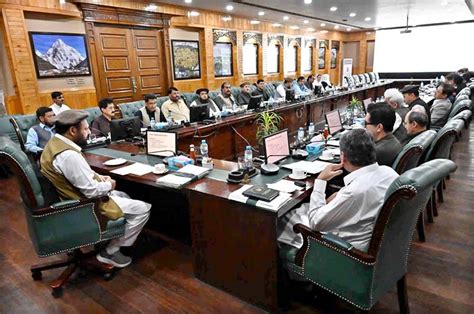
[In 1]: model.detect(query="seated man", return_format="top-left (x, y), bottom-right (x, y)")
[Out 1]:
top-left (401, 110), bottom-right (428, 146)
top-left (321, 74), bottom-right (333, 90)
top-left (190, 88), bottom-right (221, 117)
top-left (236, 82), bottom-right (251, 106)
top-left (293, 76), bottom-right (311, 96)
top-left (251, 79), bottom-right (270, 101)
top-left (161, 87), bottom-right (190, 122)
top-left (25, 106), bottom-right (56, 154)
top-left (276, 77), bottom-right (294, 100)
top-left (134, 94), bottom-right (161, 127)
top-left (365, 102), bottom-right (402, 166)
top-left (445, 72), bottom-right (466, 97)
top-left (213, 82), bottom-right (236, 111)
top-left (305, 75), bottom-right (315, 91)
top-left (400, 84), bottom-right (430, 128)
top-left (430, 83), bottom-right (454, 130)
top-left (40, 110), bottom-right (151, 267)
top-left (278, 129), bottom-right (399, 252)
top-left (384, 88), bottom-right (408, 144)
top-left (91, 98), bottom-right (115, 137)
top-left (49, 91), bottom-right (71, 115)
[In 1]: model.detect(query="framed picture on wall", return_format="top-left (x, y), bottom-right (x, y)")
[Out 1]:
top-left (214, 42), bottom-right (233, 77)
top-left (331, 41), bottom-right (340, 69)
top-left (318, 40), bottom-right (328, 70)
top-left (171, 40), bottom-right (201, 80)
top-left (29, 32), bottom-right (91, 79)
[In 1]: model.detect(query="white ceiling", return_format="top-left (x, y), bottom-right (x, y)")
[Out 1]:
top-left (156, 0), bottom-right (474, 32)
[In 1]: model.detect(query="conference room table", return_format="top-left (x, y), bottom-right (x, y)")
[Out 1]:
top-left (84, 81), bottom-right (392, 311)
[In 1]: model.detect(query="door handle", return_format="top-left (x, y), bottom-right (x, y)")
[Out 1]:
top-left (131, 77), bottom-right (137, 93)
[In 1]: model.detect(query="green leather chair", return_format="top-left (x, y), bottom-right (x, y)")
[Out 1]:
top-left (10, 114), bottom-right (37, 152)
top-left (84, 107), bottom-right (102, 126)
top-left (392, 130), bottom-right (436, 174)
top-left (453, 94), bottom-right (468, 106)
top-left (264, 83), bottom-right (277, 99)
top-left (182, 92), bottom-right (197, 107)
top-left (455, 86), bottom-right (470, 98)
top-left (230, 87), bottom-right (241, 99)
top-left (117, 100), bottom-right (145, 119)
top-left (0, 114), bottom-right (20, 144)
top-left (451, 110), bottom-right (472, 128)
top-left (281, 159), bottom-right (457, 313)
top-left (449, 99), bottom-right (471, 119)
top-left (0, 137), bottom-right (126, 297)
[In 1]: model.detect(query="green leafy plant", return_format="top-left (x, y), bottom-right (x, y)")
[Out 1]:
top-left (348, 96), bottom-right (363, 110)
top-left (256, 111), bottom-right (283, 145)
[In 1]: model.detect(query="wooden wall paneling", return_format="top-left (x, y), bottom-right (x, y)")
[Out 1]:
top-left (38, 88), bottom-right (97, 109)
top-left (0, 1), bottom-right (82, 17)
top-left (5, 95), bottom-right (20, 114)
top-left (84, 21), bottom-right (101, 105)
top-left (161, 27), bottom-right (172, 92)
top-left (1, 8), bottom-right (39, 114)
top-left (235, 31), bottom-right (243, 87)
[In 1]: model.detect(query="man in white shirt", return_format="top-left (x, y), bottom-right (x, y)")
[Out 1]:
top-left (278, 129), bottom-right (399, 252)
top-left (49, 91), bottom-right (71, 115)
top-left (161, 87), bottom-right (190, 122)
top-left (276, 77), bottom-right (294, 100)
top-left (40, 110), bottom-right (151, 268)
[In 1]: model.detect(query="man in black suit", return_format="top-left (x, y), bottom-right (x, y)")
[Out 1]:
top-left (400, 85), bottom-right (431, 129)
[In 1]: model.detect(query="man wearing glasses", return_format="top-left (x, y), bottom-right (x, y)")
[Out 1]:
top-left (49, 91), bottom-right (71, 115)
top-left (364, 102), bottom-right (402, 166)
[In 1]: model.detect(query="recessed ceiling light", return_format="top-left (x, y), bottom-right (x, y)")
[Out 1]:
top-left (226, 4), bottom-right (234, 11)
top-left (346, 28), bottom-right (352, 31)
top-left (320, 30), bottom-right (328, 33)
top-left (283, 15), bottom-right (289, 20)
top-left (334, 25), bottom-right (340, 29)
top-left (250, 20), bottom-right (260, 24)
top-left (188, 10), bottom-right (199, 17)
top-left (320, 23), bottom-right (326, 27)
top-left (272, 23), bottom-right (282, 27)
top-left (307, 27), bottom-right (315, 31)
top-left (258, 11), bottom-right (265, 16)
top-left (145, 3), bottom-right (157, 11)
top-left (304, 0), bottom-right (312, 4)
top-left (365, 17), bottom-right (371, 21)
top-left (330, 6), bottom-right (337, 11)
top-left (303, 20), bottom-right (309, 24)
top-left (290, 25), bottom-right (300, 29)
top-left (349, 12), bottom-right (356, 17)
top-left (222, 15), bottom-right (232, 22)
top-left (184, 0), bottom-right (192, 3)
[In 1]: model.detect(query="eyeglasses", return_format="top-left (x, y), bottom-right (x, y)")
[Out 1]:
top-left (363, 120), bottom-right (378, 127)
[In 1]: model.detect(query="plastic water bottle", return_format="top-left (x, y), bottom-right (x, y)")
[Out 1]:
top-left (244, 145), bottom-right (253, 169)
top-left (200, 140), bottom-right (208, 159)
top-left (308, 122), bottom-right (315, 137)
top-left (298, 127), bottom-right (305, 143)
top-left (150, 117), bottom-right (156, 129)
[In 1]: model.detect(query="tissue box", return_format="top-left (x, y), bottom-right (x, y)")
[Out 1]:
top-left (306, 142), bottom-right (325, 155)
top-left (167, 156), bottom-right (194, 170)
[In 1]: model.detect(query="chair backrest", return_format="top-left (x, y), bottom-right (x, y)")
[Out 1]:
top-left (456, 86), bottom-right (470, 98)
top-left (117, 101), bottom-right (145, 119)
top-left (452, 109), bottom-right (472, 123)
top-left (391, 130), bottom-right (436, 174)
top-left (449, 99), bottom-right (472, 119)
top-left (264, 83), bottom-right (277, 98)
top-left (369, 159), bottom-right (456, 302)
top-left (453, 94), bottom-right (469, 105)
top-left (10, 114), bottom-right (37, 151)
top-left (0, 115), bottom-right (21, 144)
top-left (182, 93), bottom-right (197, 107)
top-left (424, 122), bottom-right (458, 162)
top-left (209, 90), bottom-right (220, 100)
top-left (230, 87), bottom-right (241, 99)
top-left (84, 107), bottom-right (102, 126)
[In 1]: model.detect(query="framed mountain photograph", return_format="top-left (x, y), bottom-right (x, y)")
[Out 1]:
top-left (29, 32), bottom-right (91, 79)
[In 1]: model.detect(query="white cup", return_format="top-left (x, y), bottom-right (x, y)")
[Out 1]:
top-left (292, 168), bottom-right (306, 179)
top-left (154, 163), bottom-right (166, 173)
top-left (322, 150), bottom-right (334, 159)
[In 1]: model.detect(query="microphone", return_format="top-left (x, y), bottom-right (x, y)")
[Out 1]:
top-left (260, 154), bottom-right (290, 175)
top-left (167, 109), bottom-right (190, 125)
top-left (90, 126), bottom-right (109, 139)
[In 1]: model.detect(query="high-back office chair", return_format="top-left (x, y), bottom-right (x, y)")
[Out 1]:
top-left (453, 94), bottom-right (469, 106)
top-left (117, 101), bottom-right (145, 119)
top-left (449, 99), bottom-right (472, 120)
top-left (281, 159), bottom-right (456, 313)
top-left (10, 114), bottom-right (37, 152)
top-left (0, 137), bottom-right (126, 297)
top-left (391, 130), bottom-right (436, 174)
top-left (452, 110), bottom-right (472, 128)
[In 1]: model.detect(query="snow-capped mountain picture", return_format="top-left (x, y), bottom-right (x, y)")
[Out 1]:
top-left (29, 32), bottom-right (91, 78)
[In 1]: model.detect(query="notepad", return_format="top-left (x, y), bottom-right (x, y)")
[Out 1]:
top-left (110, 162), bottom-right (154, 176)
top-left (282, 160), bottom-right (332, 174)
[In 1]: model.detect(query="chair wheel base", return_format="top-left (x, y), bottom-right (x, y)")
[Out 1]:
top-left (31, 270), bottom-right (42, 281)
top-left (52, 287), bottom-right (63, 298)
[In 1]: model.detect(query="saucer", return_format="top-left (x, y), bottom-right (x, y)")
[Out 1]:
top-left (289, 174), bottom-right (306, 180)
top-left (319, 155), bottom-right (334, 161)
top-left (152, 168), bottom-right (169, 175)
top-left (103, 158), bottom-right (127, 166)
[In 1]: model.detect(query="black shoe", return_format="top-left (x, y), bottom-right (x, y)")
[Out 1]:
top-left (97, 250), bottom-right (132, 268)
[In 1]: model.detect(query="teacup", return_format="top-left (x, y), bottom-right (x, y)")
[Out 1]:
top-left (154, 163), bottom-right (166, 173)
top-left (292, 168), bottom-right (306, 179)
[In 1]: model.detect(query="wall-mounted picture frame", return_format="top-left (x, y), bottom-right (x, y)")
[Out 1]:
top-left (318, 40), bottom-right (328, 70)
top-left (331, 41), bottom-right (340, 69)
top-left (214, 42), bottom-right (233, 77)
top-left (171, 40), bottom-right (201, 80)
top-left (29, 32), bottom-right (91, 79)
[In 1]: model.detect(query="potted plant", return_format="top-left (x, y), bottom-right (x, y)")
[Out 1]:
top-left (256, 111), bottom-right (283, 151)
top-left (346, 96), bottom-right (363, 124)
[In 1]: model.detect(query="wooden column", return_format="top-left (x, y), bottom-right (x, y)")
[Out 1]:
top-left (202, 27), bottom-right (215, 89)
top-left (1, 8), bottom-right (39, 114)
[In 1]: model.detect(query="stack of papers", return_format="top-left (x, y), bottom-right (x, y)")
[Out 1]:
top-left (110, 162), bottom-right (154, 176)
top-left (156, 174), bottom-right (192, 188)
top-left (177, 164), bottom-right (210, 178)
top-left (282, 160), bottom-right (332, 174)
top-left (267, 179), bottom-right (304, 193)
top-left (228, 185), bottom-right (292, 212)
top-left (326, 140), bottom-right (340, 147)
top-left (156, 164), bottom-right (210, 189)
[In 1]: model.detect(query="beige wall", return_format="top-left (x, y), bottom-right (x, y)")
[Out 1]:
top-left (24, 12), bottom-right (94, 93)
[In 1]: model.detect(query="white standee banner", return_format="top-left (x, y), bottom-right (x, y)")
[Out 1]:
top-left (342, 58), bottom-right (353, 85)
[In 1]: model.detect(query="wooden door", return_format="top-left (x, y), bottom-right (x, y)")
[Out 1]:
top-left (93, 25), bottom-right (166, 103)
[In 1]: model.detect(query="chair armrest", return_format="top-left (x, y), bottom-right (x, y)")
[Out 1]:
top-left (293, 223), bottom-right (375, 267)
top-left (33, 195), bottom-right (109, 215)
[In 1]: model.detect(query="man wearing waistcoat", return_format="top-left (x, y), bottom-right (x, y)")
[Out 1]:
top-left (134, 94), bottom-right (161, 127)
top-left (25, 107), bottom-right (56, 154)
top-left (40, 110), bottom-right (151, 268)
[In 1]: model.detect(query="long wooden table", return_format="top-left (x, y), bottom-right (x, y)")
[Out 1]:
top-left (174, 81), bottom-right (392, 160)
top-left (84, 81), bottom-right (393, 311)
